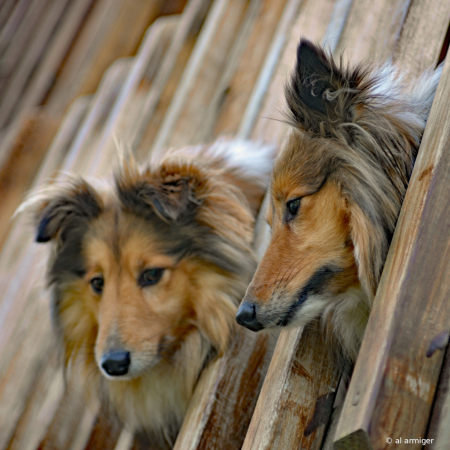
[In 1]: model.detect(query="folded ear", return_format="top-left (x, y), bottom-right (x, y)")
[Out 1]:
top-left (285, 39), bottom-right (357, 137)
top-left (33, 180), bottom-right (102, 243)
top-left (116, 162), bottom-right (202, 222)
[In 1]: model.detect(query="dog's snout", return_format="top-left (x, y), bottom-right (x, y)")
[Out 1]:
top-left (101, 350), bottom-right (131, 376)
top-left (236, 301), bottom-right (263, 332)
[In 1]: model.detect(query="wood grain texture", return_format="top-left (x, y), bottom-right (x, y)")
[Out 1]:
top-left (152, 0), bottom-right (249, 154)
top-left (198, 0), bottom-right (288, 142)
top-left (334, 0), bottom-right (411, 63)
top-left (394, 0), bottom-right (450, 77)
top-left (174, 329), bottom-right (276, 450)
top-left (45, 0), bottom-right (171, 117)
top-left (334, 32), bottom-right (450, 450)
top-left (88, 15), bottom-right (179, 176)
top-left (250, 0), bottom-right (345, 144)
top-left (242, 325), bottom-right (340, 450)
top-left (0, 110), bottom-right (58, 249)
top-left (334, 1), bottom-right (450, 448)
top-left (131, 0), bottom-right (212, 154)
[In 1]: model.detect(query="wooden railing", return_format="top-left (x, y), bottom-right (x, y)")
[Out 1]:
top-left (1, 0), bottom-right (450, 449)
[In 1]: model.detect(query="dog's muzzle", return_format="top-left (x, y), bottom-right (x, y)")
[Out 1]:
top-left (236, 301), bottom-right (263, 332)
top-left (101, 349), bottom-right (131, 376)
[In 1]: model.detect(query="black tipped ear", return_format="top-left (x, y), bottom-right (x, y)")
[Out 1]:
top-left (35, 181), bottom-right (102, 243)
top-left (117, 174), bottom-right (200, 222)
top-left (285, 39), bottom-right (350, 136)
top-left (294, 40), bottom-right (334, 114)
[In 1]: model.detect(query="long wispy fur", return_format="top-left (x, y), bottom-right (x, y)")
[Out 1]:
top-left (236, 39), bottom-right (441, 365)
top-left (21, 139), bottom-right (273, 448)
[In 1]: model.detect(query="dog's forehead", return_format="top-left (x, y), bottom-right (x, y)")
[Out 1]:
top-left (82, 210), bottom-right (179, 273)
top-left (272, 130), bottom-right (331, 203)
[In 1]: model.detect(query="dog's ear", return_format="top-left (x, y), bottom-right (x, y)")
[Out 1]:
top-left (116, 163), bottom-right (202, 222)
top-left (33, 180), bottom-right (102, 243)
top-left (285, 39), bottom-right (355, 137)
top-left (348, 202), bottom-right (388, 299)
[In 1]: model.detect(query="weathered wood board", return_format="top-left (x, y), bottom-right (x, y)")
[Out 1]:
top-left (334, 1), bottom-right (450, 447)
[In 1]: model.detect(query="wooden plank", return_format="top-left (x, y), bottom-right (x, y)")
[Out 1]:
top-left (336, 58), bottom-right (450, 450)
top-left (130, 0), bottom-right (212, 153)
top-left (0, 300), bottom-right (55, 450)
top-left (0, 97), bottom-right (88, 253)
top-left (0, 0), bottom-right (21, 33)
top-left (10, 0), bottom-right (95, 118)
top-left (88, 15), bottom-right (180, 176)
top-left (201, 0), bottom-right (288, 141)
top-left (0, 0), bottom-right (50, 89)
top-left (150, 0), bottom-right (245, 157)
top-left (173, 329), bottom-right (276, 450)
top-left (0, 110), bottom-right (59, 249)
top-left (45, 0), bottom-right (173, 117)
top-left (0, 0), bottom-right (70, 130)
top-left (164, 0), bottom-right (250, 148)
top-left (6, 354), bottom-right (64, 450)
top-left (237, 0), bottom-right (306, 139)
top-left (0, 0), bottom-right (33, 58)
top-left (394, 0), bottom-right (450, 77)
top-left (250, 0), bottom-right (351, 144)
top-left (63, 58), bottom-right (131, 175)
top-left (242, 325), bottom-right (339, 450)
top-left (81, 411), bottom-right (123, 450)
top-left (134, 35), bottom-right (197, 160)
top-left (334, 0), bottom-right (411, 63)
top-left (38, 384), bottom-right (99, 450)
top-left (334, 1), bottom-right (450, 448)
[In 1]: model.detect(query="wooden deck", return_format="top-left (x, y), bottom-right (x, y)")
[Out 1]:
top-left (1, 0), bottom-right (450, 449)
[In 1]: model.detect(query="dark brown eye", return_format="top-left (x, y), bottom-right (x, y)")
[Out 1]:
top-left (90, 277), bottom-right (104, 294)
top-left (139, 268), bottom-right (164, 287)
top-left (286, 198), bottom-right (301, 219)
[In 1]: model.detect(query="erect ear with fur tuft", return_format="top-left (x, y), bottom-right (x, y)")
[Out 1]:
top-left (34, 181), bottom-right (102, 243)
top-left (285, 39), bottom-right (351, 136)
top-left (117, 172), bottom-right (201, 222)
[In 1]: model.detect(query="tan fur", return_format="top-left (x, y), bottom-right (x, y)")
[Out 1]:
top-left (237, 39), bottom-right (441, 364)
top-left (22, 139), bottom-right (273, 448)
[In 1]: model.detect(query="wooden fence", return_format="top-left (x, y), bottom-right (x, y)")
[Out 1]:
top-left (1, 0), bottom-right (450, 449)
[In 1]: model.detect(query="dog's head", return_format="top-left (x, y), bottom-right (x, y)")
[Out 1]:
top-left (30, 148), bottom-right (262, 382)
top-left (237, 40), bottom-right (423, 355)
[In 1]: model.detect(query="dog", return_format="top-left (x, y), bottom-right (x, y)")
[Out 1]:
top-left (21, 139), bottom-right (273, 448)
top-left (236, 39), bottom-right (441, 365)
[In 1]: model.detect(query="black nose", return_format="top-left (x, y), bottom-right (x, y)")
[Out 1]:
top-left (236, 301), bottom-right (263, 332)
top-left (101, 350), bottom-right (131, 376)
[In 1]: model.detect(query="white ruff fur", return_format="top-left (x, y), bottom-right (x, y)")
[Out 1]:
top-left (103, 331), bottom-right (209, 447)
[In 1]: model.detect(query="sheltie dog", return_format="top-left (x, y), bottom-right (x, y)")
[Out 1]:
top-left (236, 39), bottom-right (442, 364)
top-left (22, 139), bottom-right (273, 448)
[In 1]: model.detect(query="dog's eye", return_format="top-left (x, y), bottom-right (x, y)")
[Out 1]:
top-left (139, 268), bottom-right (165, 287)
top-left (90, 277), bottom-right (104, 294)
top-left (286, 198), bottom-right (301, 218)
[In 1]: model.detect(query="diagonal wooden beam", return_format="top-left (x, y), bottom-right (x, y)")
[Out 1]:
top-left (334, 2), bottom-right (450, 447)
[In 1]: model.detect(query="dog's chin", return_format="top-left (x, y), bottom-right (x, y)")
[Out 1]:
top-left (265, 294), bottom-right (330, 330)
